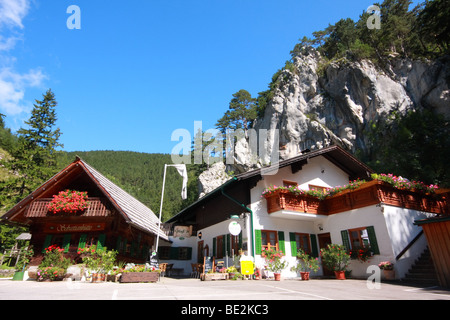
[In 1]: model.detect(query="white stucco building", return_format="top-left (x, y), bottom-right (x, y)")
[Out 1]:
top-left (161, 146), bottom-right (447, 280)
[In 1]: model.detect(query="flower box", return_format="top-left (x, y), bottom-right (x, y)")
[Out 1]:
top-left (120, 272), bottom-right (159, 283)
top-left (201, 273), bottom-right (229, 281)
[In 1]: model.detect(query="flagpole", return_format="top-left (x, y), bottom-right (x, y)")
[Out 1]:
top-left (155, 164), bottom-right (167, 254)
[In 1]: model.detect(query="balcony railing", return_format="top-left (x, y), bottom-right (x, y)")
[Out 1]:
top-left (25, 197), bottom-right (113, 218)
top-left (263, 180), bottom-right (449, 217)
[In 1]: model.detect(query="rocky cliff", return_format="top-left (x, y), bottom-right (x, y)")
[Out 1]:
top-left (199, 48), bottom-right (449, 193)
top-left (252, 47), bottom-right (449, 164)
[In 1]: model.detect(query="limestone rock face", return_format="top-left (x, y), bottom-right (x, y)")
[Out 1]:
top-left (249, 49), bottom-right (449, 168)
top-left (198, 162), bottom-right (231, 198)
top-left (198, 49), bottom-right (449, 195)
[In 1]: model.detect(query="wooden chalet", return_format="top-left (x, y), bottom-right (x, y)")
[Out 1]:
top-left (1, 157), bottom-right (168, 266)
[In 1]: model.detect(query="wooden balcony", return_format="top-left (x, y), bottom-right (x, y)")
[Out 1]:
top-left (25, 197), bottom-right (113, 218)
top-left (263, 180), bottom-right (449, 217)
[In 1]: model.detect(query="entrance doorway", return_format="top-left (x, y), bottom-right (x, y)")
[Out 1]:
top-left (318, 233), bottom-right (334, 276)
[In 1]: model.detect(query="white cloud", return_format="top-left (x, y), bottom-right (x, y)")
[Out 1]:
top-left (0, 0), bottom-right (47, 122)
top-left (0, 0), bottom-right (30, 29)
top-left (0, 67), bottom-right (47, 115)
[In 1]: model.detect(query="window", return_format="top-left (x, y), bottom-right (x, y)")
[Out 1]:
top-left (341, 226), bottom-right (380, 255)
top-left (294, 233), bottom-right (311, 255)
top-left (349, 227), bottom-right (370, 249)
top-left (309, 184), bottom-right (327, 192)
top-left (230, 235), bottom-right (240, 256)
top-left (216, 236), bottom-right (224, 258)
top-left (283, 180), bottom-right (298, 187)
top-left (261, 230), bottom-right (278, 251)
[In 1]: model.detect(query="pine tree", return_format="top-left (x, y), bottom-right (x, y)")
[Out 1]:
top-left (2, 89), bottom-right (63, 200)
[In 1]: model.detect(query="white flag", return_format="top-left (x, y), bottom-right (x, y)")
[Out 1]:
top-left (170, 164), bottom-right (188, 200)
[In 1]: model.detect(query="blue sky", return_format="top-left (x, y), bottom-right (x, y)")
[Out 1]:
top-left (0, 0), bottom-right (420, 154)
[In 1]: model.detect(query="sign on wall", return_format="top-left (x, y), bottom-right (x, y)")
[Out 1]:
top-left (173, 226), bottom-right (193, 238)
top-left (44, 223), bottom-right (105, 233)
top-left (228, 221), bottom-right (241, 236)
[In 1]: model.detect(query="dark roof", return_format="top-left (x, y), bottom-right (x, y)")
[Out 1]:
top-left (2, 157), bottom-right (168, 241)
top-left (167, 145), bottom-right (373, 223)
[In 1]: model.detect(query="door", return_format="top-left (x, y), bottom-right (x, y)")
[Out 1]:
top-left (197, 241), bottom-right (204, 263)
top-left (318, 233), bottom-right (334, 276)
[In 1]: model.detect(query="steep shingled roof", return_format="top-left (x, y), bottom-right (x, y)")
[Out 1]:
top-left (2, 157), bottom-right (168, 241)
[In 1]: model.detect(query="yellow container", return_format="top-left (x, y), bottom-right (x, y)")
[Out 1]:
top-left (240, 261), bottom-right (254, 275)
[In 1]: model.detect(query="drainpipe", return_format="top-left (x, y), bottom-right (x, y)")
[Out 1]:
top-left (221, 177), bottom-right (255, 259)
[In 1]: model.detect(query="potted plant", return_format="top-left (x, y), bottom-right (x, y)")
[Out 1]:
top-left (37, 245), bottom-right (72, 281)
top-left (13, 246), bottom-right (34, 281)
top-left (320, 244), bottom-right (350, 279)
top-left (291, 249), bottom-right (320, 280)
top-left (378, 261), bottom-right (395, 280)
top-left (226, 266), bottom-right (238, 279)
top-left (81, 246), bottom-right (117, 282)
top-left (120, 264), bottom-right (161, 283)
top-left (262, 248), bottom-right (288, 281)
top-left (47, 189), bottom-right (89, 214)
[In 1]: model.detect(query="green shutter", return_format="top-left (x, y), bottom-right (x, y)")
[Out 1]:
top-left (227, 234), bottom-right (231, 256)
top-left (169, 247), bottom-right (179, 260)
top-left (222, 235), bottom-right (226, 257)
top-left (42, 235), bottom-right (52, 253)
top-left (255, 230), bottom-right (262, 255)
top-left (187, 247), bottom-right (192, 260)
top-left (366, 226), bottom-right (380, 255)
top-left (63, 234), bottom-right (72, 253)
top-left (97, 233), bottom-right (106, 251)
top-left (78, 234), bottom-right (87, 251)
top-left (238, 232), bottom-right (243, 249)
top-left (278, 231), bottom-right (285, 254)
top-left (341, 230), bottom-right (350, 251)
top-left (289, 232), bottom-right (297, 256)
top-left (310, 234), bottom-right (319, 258)
top-left (212, 238), bottom-right (217, 257)
top-left (116, 236), bottom-right (122, 252)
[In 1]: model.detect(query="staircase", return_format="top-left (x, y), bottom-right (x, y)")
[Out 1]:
top-left (402, 248), bottom-right (439, 286)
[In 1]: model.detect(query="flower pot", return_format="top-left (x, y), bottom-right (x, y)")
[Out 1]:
top-left (274, 273), bottom-right (281, 281)
top-left (383, 269), bottom-right (395, 280)
top-left (12, 271), bottom-right (25, 281)
top-left (91, 273), bottom-right (106, 283)
top-left (300, 272), bottom-right (310, 280)
top-left (334, 270), bottom-right (346, 280)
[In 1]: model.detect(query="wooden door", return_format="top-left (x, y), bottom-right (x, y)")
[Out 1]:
top-left (318, 233), bottom-right (334, 276)
top-left (197, 241), bottom-right (204, 263)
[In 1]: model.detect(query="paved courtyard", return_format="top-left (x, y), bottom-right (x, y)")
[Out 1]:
top-left (1, 277), bottom-right (449, 301)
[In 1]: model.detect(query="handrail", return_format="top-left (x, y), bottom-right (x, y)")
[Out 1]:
top-left (395, 230), bottom-right (424, 261)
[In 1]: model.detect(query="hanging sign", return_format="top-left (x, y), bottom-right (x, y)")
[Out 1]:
top-left (44, 223), bottom-right (105, 233)
top-left (228, 221), bottom-right (241, 236)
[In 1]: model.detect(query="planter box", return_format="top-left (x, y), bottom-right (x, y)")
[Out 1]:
top-left (201, 273), bottom-right (229, 281)
top-left (120, 272), bottom-right (159, 283)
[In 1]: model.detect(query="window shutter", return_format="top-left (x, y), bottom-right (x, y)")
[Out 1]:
top-left (187, 247), bottom-right (192, 260)
top-left (42, 235), bottom-right (52, 253)
top-left (366, 226), bottom-right (380, 255)
top-left (169, 247), bottom-right (179, 260)
top-left (278, 231), bottom-right (285, 254)
top-left (238, 232), bottom-right (243, 249)
top-left (226, 234), bottom-right (231, 256)
top-left (222, 234), bottom-right (226, 257)
top-left (116, 236), bottom-right (122, 252)
top-left (62, 234), bottom-right (71, 253)
top-left (78, 234), bottom-right (87, 251)
top-left (97, 233), bottom-right (106, 251)
top-left (212, 237), bottom-right (216, 257)
top-left (289, 232), bottom-right (297, 256)
top-left (310, 234), bottom-right (319, 258)
top-left (255, 230), bottom-right (262, 255)
top-left (341, 230), bottom-right (350, 251)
